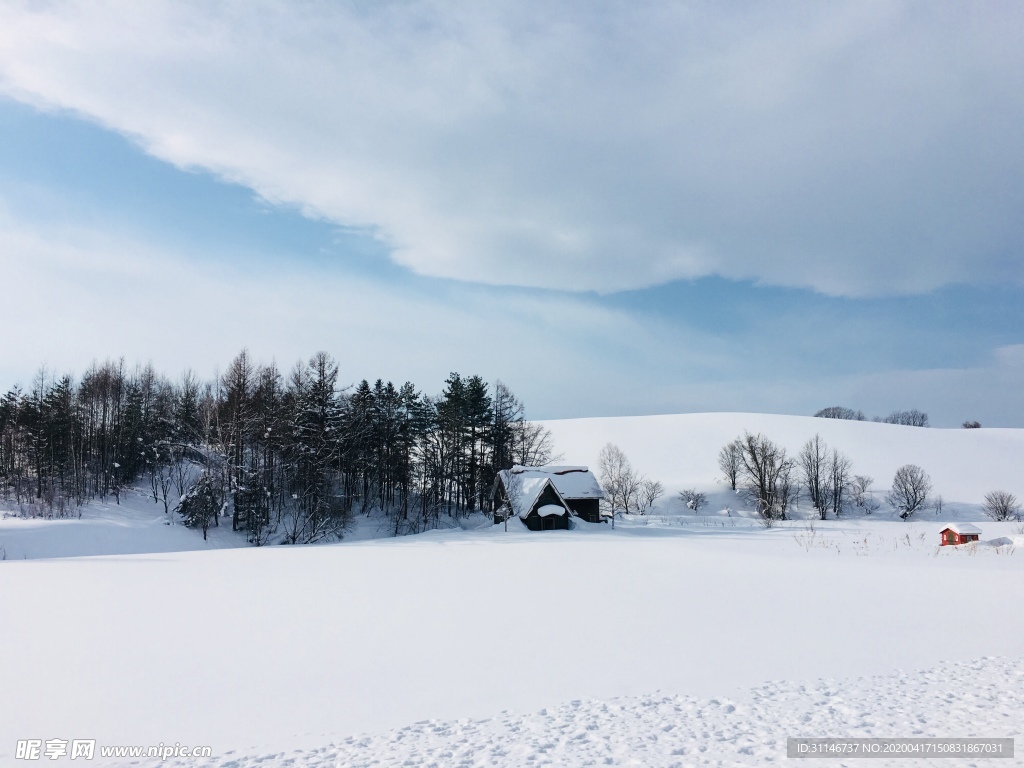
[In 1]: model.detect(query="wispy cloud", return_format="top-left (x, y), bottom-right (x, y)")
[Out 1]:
top-left (1, 1), bottom-right (1020, 296)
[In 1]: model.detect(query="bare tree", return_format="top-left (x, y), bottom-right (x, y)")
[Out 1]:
top-left (149, 458), bottom-right (161, 504)
top-left (679, 488), bottom-right (707, 512)
top-left (157, 466), bottom-right (173, 515)
top-left (171, 450), bottom-right (197, 498)
top-left (495, 471), bottom-right (524, 531)
top-left (851, 475), bottom-right (880, 514)
top-left (983, 491), bottom-right (1020, 521)
top-left (799, 434), bottom-right (830, 518)
top-left (827, 448), bottom-right (852, 518)
top-left (717, 439), bottom-right (742, 491)
top-left (735, 432), bottom-right (796, 526)
top-left (512, 422), bottom-right (562, 467)
top-left (638, 479), bottom-right (664, 514)
top-left (775, 458), bottom-right (799, 522)
top-left (962, 420), bottom-right (982, 429)
top-left (597, 442), bottom-right (641, 519)
top-left (886, 464), bottom-right (932, 519)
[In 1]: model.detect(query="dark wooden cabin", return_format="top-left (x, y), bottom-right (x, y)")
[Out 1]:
top-left (566, 496), bottom-right (601, 524)
top-left (493, 465), bottom-right (604, 529)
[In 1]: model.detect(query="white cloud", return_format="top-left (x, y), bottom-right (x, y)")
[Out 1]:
top-left (0, 1), bottom-right (1020, 296)
top-left (0, 211), bottom-right (724, 417)
top-left (2, 210), bottom-right (1021, 425)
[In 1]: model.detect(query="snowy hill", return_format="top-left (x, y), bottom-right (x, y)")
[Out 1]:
top-left (542, 412), bottom-right (1024, 508)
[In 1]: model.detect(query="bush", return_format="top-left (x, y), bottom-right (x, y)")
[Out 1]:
top-left (679, 489), bottom-right (707, 513)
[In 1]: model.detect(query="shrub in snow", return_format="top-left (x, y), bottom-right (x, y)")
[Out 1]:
top-left (851, 475), bottom-right (880, 514)
top-left (638, 479), bottom-right (664, 513)
top-left (679, 489), bottom-right (707, 513)
top-left (176, 472), bottom-right (221, 540)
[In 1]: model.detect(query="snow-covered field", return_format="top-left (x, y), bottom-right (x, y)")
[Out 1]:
top-left (0, 493), bottom-right (248, 561)
top-left (2, 413), bottom-right (1023, 766)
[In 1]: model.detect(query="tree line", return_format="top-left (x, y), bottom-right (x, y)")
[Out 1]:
top-left (818, 407), bottom-right (986, 430)
top-left (717, 432), bottom-right (1020, 525)
top-left (718, 432), bottom-right (923, 526)
top-left (814, 406), bottom-right (931, 427)
top-left (0, 351), bottom-right (556, 543)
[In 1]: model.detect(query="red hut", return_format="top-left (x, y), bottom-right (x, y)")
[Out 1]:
top-left (939, 523), bottom-right (981, 546)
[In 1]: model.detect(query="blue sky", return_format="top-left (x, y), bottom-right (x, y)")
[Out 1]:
top-left (0, 2), bottom-right (1021, 426)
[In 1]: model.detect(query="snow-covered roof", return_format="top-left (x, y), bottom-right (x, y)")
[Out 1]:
top-left (508, 465), bottom-right (604, 500)
top-left (496, 465), bottom-right (603, 519)
top-left (497, 473), bottom-right (557, 518)
top-left (941, 523), bottom-right (981, 535)
top-left (512, 465), bottom-right (587, 473)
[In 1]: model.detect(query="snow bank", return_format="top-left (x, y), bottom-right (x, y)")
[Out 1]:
top-left (980, 536), bottom-right (1024, 548)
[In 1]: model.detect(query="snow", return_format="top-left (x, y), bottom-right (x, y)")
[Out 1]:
top-left (512, 464), bottom-right (588, 474)
top-left (3, 518), bottom-right (1024, 765)
top-left (983, 536), bottom-right (1019, 547)
top-left (136, 656), bottom-right (1024, 767)
top-left (2, 412), bottom-right (1024, 765)
top-left (511, 465), bottom-right (604, 499)
top-left (0, 489), bottom-right (248, 560)
top-left (535, 503), bottom-right (567, 517)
